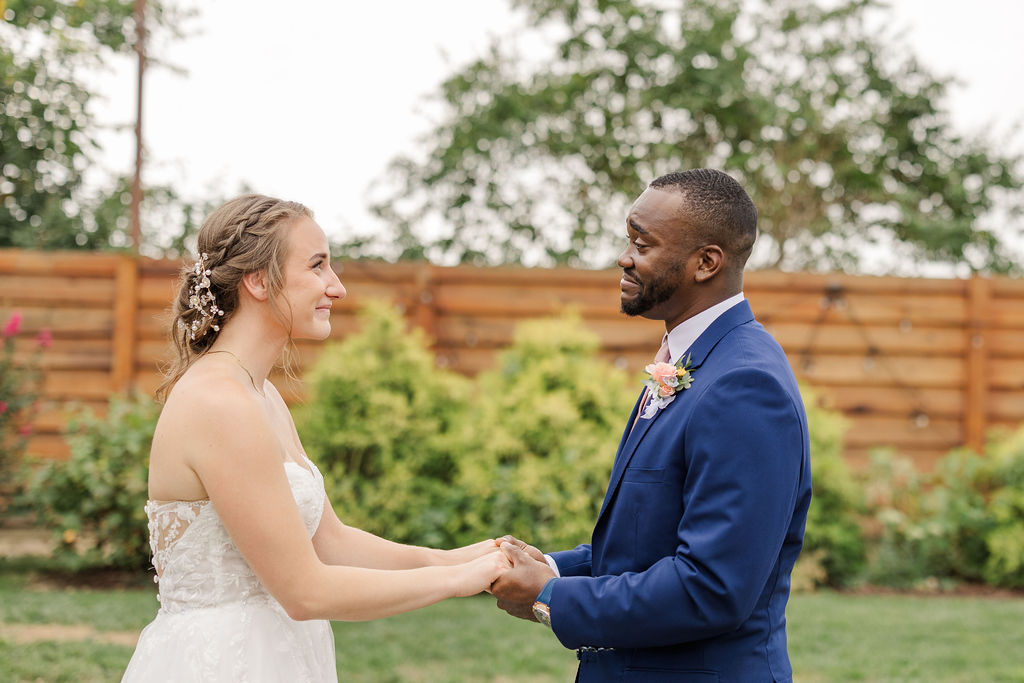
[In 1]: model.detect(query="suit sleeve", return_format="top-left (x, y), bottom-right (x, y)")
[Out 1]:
top-left (548, 367), bottom-right (806, 649)
top-left (549, 544), bottom-right (592, 577)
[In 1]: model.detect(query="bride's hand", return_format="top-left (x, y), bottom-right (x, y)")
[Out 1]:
top-left (442, 539), bottom-right (502, 565)
top-left (452, 551), bottom-right (511, 598)
top-left (495, 535), bottom-right (545, 563)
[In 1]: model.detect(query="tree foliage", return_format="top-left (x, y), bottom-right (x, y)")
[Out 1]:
top-left (0, 0), bottom-right (206, 254)
top-left (360, 0), bottom-right (1022, 273)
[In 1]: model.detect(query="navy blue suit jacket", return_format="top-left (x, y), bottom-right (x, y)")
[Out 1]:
top-left (548, 301), bottom-right (812, 682)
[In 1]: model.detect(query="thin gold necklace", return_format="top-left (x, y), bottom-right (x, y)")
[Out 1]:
top-left (207, 350), bottom-right (265, 397)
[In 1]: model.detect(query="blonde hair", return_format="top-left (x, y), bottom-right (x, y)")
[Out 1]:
top-left (156, 194), bottom-right (312, 402)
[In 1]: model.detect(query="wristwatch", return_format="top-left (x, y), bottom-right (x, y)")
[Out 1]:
top-left (532, 578), bottom-right (557, 629)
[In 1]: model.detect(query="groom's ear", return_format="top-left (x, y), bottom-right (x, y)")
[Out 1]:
top-left (693, 245), bottom-right (724, 283)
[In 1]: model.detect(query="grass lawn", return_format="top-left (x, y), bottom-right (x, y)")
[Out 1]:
top-left (1, 562), bottom-right (1023, 682)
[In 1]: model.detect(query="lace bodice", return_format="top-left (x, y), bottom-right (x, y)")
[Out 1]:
top-left (145, 458), bottom-right (326, 614)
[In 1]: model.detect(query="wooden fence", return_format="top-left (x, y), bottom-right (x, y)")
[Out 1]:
top-left (2, 248), bottom-right (1023, 471)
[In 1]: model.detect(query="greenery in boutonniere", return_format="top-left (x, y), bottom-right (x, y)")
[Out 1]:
top-left (640, 355), bottom-right (694, 418)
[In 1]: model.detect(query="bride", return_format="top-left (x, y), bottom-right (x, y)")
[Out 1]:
top-left (122, 195), bottom-right (509, 682)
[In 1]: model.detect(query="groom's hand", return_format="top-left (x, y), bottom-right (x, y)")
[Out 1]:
top-left (496, 535), bottom-right (546, 564)
top-left (491, 542), bottom-right (555, 622)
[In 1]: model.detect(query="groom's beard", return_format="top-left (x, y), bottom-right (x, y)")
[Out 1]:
top-left (620, 260), bottom-right (686, 317)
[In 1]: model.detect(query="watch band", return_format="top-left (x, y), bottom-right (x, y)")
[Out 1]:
top-left (532, 578), bottom-right (557, 629)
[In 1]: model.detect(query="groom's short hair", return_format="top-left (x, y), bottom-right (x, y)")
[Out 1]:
top-left (650, 169), bottom-right (757, 263)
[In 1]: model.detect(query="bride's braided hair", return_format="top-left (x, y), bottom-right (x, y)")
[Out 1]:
top-left (157, 194), bottom-right (313, 402)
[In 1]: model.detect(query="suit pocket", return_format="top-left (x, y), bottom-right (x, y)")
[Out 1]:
top-left (622, 467), bottom-right (665, 483)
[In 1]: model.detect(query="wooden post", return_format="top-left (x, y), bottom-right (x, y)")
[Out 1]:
top-left (112, 254), bottom-right (139, 392)
top-left (965, 275), bottom-right (990, 453)
top-left (413, 263), bottom-right (437, 340)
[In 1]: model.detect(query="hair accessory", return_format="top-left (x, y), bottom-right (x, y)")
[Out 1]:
top-left (177, 252), bottom-right (224, 340)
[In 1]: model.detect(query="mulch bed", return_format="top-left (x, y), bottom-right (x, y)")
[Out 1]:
top-left (26, 567), bottom-right (155, 591)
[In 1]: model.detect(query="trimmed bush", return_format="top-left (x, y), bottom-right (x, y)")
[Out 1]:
top-left (297, 306), bottom-right (636, 552)
top-left (862, 426), bottom-right (1024, 589)
top-left (457, 313), bottom-right (635, 551)
top-left (861, 450), bottom-right (952, 588)
top-left (296, 302), bottom-right (473, 547)
top-left (979, 427), bottom-right (1024, 587)
top-left (927, 448), bottom-right (992, 583)
top-left (20, 393), bottom-right (158, 570)
top-left (798, 389), bottom-right (865, 587)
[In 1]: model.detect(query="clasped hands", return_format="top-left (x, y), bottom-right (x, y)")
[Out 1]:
top-left (488, 535), bottom-right (556, 622)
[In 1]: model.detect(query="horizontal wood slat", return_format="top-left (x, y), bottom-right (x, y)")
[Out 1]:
top-left (3, 249), bottom-right (1023, 471)
top-left (0, 275), bottom-right (116, 306)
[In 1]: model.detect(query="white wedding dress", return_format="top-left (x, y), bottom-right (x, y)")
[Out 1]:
top-left (122, 458), bottom-right (337, 682)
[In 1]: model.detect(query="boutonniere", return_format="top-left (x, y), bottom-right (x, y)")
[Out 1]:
top-left (641, 355), bottom-right (694, 418)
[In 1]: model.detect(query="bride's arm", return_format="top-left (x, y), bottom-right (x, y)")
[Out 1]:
top-left (261, 381), bottom-right (497, 569)
top-left (180, 385), bottom-right (508, 622)
top-left (311, 501), bottom-right (498, 569)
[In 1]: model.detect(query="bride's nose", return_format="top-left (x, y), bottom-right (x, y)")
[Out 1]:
top-left (327, 269), bottom-right (346, 300)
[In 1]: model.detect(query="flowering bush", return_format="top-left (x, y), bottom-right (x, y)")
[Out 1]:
top-left (0, 311), bottom-right (50, 481)
top-left (21, 393), bottom-right (158, 569)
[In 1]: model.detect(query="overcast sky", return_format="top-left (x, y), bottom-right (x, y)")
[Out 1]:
top-left (92, 0), bottom-right (1024, 253)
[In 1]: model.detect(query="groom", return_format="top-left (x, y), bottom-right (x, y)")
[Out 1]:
top-left (491, 169), bottom-right (812, 682)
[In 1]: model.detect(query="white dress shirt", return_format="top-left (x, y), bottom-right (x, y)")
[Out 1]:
top-left (663, 292), bottom-right (746, 363)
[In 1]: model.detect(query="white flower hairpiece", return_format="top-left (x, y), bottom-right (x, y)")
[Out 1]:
top-left (177, 252), bottom-right (224, 340)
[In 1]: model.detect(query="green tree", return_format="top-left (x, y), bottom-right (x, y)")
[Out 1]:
top-left (0, 0), bottom-right (203, 253)
top-left (359, 0), bottom-right (1021, 272)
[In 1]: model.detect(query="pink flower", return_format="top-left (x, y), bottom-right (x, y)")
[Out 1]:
top-left (0, 401), bottom-right (7, 414)
top-left (648, 362), bottom-right (679, 386)
top-left (18, 424), bottom-right (32, 436)
top-left (2, 312), bottom-right (22, 337)
top-left (640, 354), bottom-right (695, 418)
top-left (36, 328), bottom-right (52, 349)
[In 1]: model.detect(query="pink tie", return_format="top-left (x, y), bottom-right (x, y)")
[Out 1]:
top-left (654, 335), bottom-right (671, 364)
top-left (632, 335), bottom-right (671, 431)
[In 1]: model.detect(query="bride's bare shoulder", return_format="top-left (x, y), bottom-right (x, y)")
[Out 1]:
top-left (156, 363), bottom-right (264, 440)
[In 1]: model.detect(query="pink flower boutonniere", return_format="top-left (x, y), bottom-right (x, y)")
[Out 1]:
top-left (641, 355), bottom-right (694, 418)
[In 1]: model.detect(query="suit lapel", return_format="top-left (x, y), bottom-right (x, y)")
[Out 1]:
top-left (613, 388), bottom-right (647, 457)
top-left (678, 299), bottom-right (755, 371)
top-left (597, 399), bottom-right (663, 521)
top-left (595, 301), bottom-right (757, 526)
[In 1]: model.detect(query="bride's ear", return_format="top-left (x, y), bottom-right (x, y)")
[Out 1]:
top-left (241, 270), bottom-right (269, 302)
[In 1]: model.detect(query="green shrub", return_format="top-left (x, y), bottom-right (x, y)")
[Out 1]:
top-left (861, 427), bottom-right (1024, 589)
top-left (798, 389), bottom-right (865, 587)
top-left (979, 427), bottom-right (1024, 587)
top-left (926, 448), bottom-right (992, 582)
top-left (20, 393), bottom-right (157, 570)
top-left (457, 313), bottom-right (635, 552)
top-left (861, 450), bottom-right (952, 588)
top-left (296, 302), bottom-right (473, 547)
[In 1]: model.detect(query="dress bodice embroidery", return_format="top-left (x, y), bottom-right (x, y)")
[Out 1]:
top-left (145, 458), bottom-right (326, 614)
